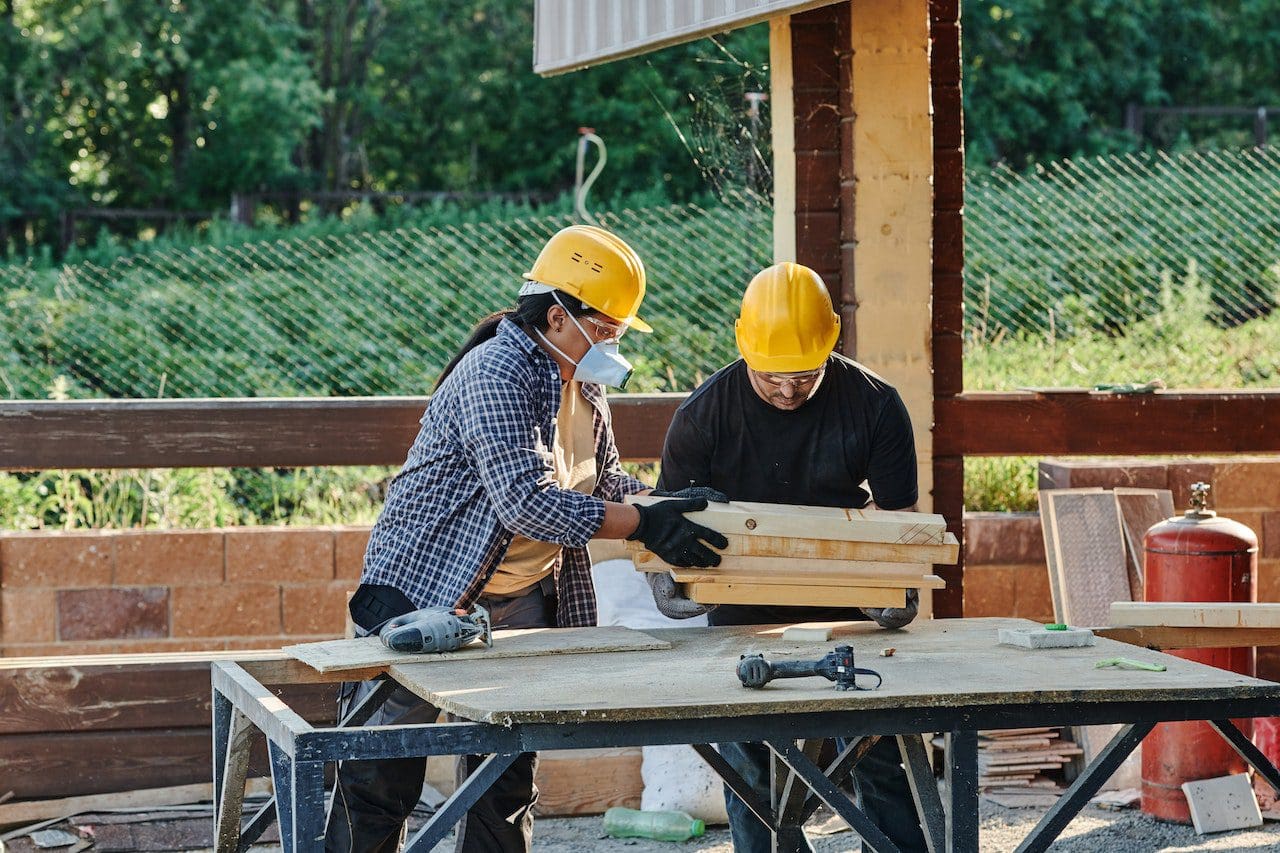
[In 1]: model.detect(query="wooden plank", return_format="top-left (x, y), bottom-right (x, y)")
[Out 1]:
top-left (386, 618), bottom-right (1280, 726)
top-left (284, 626), bottom-right (671, 674)
top-left (1109, 602), bottom-right (1280, 629)
top-left (934, 392), bottom-right (1280, 456)
top-left (0, 394), bottom-right (682, 471)
top-left (1113, 488), bottom-right (1176, 601)
top-left (533, 748), bottom-right (643, 817)
top-left (0, 659), bottom-right (337, 735)
top-left (635, 551), bottom-right (932, 580)
top-left (0, 729), bottom-right (217, 800)
top-left (625, 495), bottom-right (947, 545)
top-left (670, 570), bottom-right (946, 591)
top-left (0, 779), bottom-right (272, 829)
top-left (1096, 625), bottom-right (1280, 650)
top-left (1045, 491), bottom-right (1131, 627)
top-left (625, 531), bottom-right (960, 563)
top-left (685, 582), bottom-right (907, 608)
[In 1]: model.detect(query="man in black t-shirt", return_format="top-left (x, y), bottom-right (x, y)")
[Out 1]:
top-left (651, 262), bottom-right (927, 853)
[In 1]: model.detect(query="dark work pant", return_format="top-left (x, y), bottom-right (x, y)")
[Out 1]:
top-left (324, 581), bottom-right (555, 853)
top-left (710, 604), bottom-right (929, 853)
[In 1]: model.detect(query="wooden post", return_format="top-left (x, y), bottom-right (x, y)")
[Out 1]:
top-left (930, 0), bottom-right (965, 616)
top-left (788, 4), bottom-right (846, 347)
top-left (769, 17), bottom-right (796, 264)
top-left (847, 0), bottom-right (935, 514)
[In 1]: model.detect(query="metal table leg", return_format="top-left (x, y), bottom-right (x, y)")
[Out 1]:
top-left (945, 730), bottom-right (978, 853)
top-left (899, 734), bottom-right (947, 853)
top-left (267, 740), bottom-right (327, 853)
top-left (402, 753), bottom-right (520, 853)
top-left (1210, 718), bottom-right (1280, 794)
top-left (1013, 721), bottom-right (1153, 853)
top-left (768, 739), bottom-right (901, 853)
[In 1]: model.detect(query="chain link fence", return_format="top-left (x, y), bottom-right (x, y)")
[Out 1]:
top-left (1, 147), bottom-right (1276, 400)
top-left (966, 147), bottom-right (1280, 343)
top-left (0, 197), bottom-right (772, 398)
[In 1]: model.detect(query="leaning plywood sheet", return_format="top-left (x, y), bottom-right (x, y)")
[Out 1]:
top-left (625, 495), bottom-right (947, 545)
top-left (1113, 488), bottom-right (1176, 602)
top-left (285, 626), bottom-right (670, 674)
top-left (1038, 487), bottom-right (1104, 623)
top-left (1109, 602), bottom-right (1280, 629)
top-left (1045, 490), bottom-right (1131, 627)
top-left (625, 532), bottom-right (960, 564)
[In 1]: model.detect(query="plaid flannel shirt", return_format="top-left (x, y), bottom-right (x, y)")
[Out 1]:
top-left (362, 317), bottom-right (647, 627)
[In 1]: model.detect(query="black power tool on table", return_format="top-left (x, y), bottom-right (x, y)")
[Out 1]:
top-left (737, 645), bottom-right (882, 691)
top-left (379, 605), bottom-right (492, 654)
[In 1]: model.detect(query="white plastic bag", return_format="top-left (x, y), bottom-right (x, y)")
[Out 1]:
top-left (590, 558), bottom-right (726, 823)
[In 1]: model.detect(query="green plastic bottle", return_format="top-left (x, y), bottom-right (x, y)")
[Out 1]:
top-left (602, 806), bottom-right (706, 841)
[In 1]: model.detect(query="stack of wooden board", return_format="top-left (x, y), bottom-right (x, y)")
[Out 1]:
top-left (625, 496), bottom-right (958, 608)
top-left (977, 727), bottom-right (1082, 791)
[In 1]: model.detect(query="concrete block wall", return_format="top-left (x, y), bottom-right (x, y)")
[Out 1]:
top-left (0, 526), bottom-right (370, 657)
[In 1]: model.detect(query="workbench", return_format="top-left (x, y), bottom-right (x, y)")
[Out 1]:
top-left (211, 617), bottom-right (1280, 853)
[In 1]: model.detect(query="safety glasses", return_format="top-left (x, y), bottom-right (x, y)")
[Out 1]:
top-left (582, 315), bottom-right (627, 343)
top-left (755, 366), bottom-right (825, 390)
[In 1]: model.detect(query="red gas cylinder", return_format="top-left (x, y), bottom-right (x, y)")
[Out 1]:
top-left (1141, 482), bottom-right (1257, 823)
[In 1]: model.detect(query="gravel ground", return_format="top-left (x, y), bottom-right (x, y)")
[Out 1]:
top-left (473, 799), bottom-right (1280, 852)
top-left (14, 796), bottom-right (1277, 852)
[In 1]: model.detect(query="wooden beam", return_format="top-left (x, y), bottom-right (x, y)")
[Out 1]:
top-left (686, 581), bottom-right (907, 608)
top-left (1096, 625), bottom-right (1280, 650)
top-left (627, 531), bottom-right (960, 564)
top-left (935, 392), bottom-right (1280, 455)
top-left (1108, 602), bottom-right (1280, 629)
top-left (0, 393), bottom-right (683, 470)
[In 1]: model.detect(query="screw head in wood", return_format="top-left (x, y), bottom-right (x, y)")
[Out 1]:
top-left (745, 518), bottom-right (757, 530)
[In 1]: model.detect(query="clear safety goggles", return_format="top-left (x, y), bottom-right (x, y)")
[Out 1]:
top-left (581, 315), bottom-right (627, 343)
top-left (755, 366), bottom-right (826, 391)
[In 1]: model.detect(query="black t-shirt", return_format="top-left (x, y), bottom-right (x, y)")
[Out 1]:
top-left (657, 354), bottom-right (918, 625)
top-left (657, 354), bottom-right (918, 510)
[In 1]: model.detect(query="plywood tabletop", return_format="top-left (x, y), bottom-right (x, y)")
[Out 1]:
top-left (387, 617), bottom-right (1280, 726)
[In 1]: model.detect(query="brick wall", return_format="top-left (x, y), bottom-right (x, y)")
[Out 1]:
top-left (0, 526), bottom-right (369, 657)
top-left (966, 457), bottom-right (1280, 679)
top-left (5, 457), bottom-right (1277, 658)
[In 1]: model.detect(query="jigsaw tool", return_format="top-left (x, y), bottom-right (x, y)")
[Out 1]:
top-left (737, 645), bottom-right (882, 691)
top-left (379, 605), bottom-right (492, 654)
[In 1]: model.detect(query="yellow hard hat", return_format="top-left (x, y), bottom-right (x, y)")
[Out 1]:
top-left (735, 262), bottom-right (841, 372)
top-left (523, 225), bottom-right (652, 333)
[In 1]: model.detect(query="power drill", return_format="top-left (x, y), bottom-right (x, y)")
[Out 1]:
top-left (737, 645), bottom-right (882, 691)
top-left (379, 605), bottom-right (493, 654)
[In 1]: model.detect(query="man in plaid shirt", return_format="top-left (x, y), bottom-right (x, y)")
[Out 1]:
top-left (326, 225), bottom-right (727, 853)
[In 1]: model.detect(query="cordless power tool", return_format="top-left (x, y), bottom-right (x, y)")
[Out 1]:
top-left (378, 605), bottom-right (493, 654)
top-left (737, 645), bottom-right (882, 691)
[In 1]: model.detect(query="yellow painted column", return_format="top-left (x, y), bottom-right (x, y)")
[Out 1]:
top-left (848, 0), bottom-right (934, 511)
top-left (769, 16), bottom-right (796, 264)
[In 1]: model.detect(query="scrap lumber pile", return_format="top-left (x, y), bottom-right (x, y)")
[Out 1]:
top-left (977, 727), bottom-right (1082, 793)
top-left (625, 496), bottom-right (958, 608)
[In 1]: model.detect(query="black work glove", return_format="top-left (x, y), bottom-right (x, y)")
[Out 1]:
top-left (626, 497), bottom-right (729, 568)
top-left (649, 485), bottom-right (731, 503)
top-left (861, 588), bottom-right (920, 629)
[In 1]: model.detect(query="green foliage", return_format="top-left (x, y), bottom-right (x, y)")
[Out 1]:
top-left (0, 466), bottom-right (391, 530)
top-left (964, 457), bottom-right (1040, 513)
top-left (965, 148), bottom-right (1280, 341)
top-left (963, 0), bottom-right (1280, 168)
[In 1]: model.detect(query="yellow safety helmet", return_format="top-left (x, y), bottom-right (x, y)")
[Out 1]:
top-left (522, 225), bottom-right (652, 333)
top-left (735, 262), bottom-right (841, 372)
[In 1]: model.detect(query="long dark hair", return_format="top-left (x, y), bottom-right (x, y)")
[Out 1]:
top-left (434, 290), bottom-right (594, 390)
